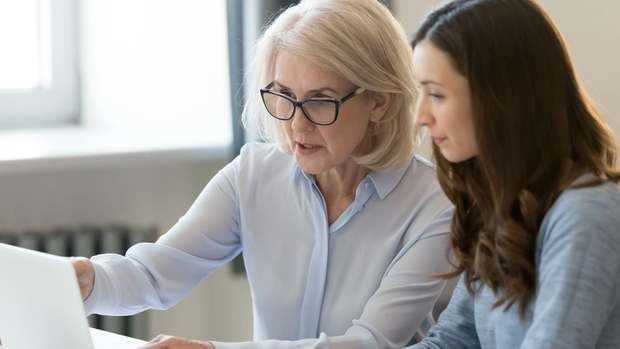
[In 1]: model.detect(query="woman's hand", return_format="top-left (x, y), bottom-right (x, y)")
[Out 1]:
top-left (139, 334), bottom-right (215, 349)
top-left (69, 257), bottom-right (95, 300)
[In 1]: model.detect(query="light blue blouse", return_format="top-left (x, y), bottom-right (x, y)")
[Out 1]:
top-left (409, 180), bottom-right (620, 349)
top-left (84, 142), bottom-right (454, 349)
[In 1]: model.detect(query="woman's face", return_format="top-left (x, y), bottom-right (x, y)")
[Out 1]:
top-left (270, 51), bottom-right (389, 174)
top-left (412, 39), bottom-right (479, 163)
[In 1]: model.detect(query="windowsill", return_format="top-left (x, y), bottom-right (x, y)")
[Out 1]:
top-left (0, 126), bottom-right (232, 174)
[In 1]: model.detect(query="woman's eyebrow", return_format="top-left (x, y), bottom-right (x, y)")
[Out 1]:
top-left (307, 87), bottom-right (339, 94)
top-left (272, 81), bottom-right (340, 95)
top-left (420, 79), bottom-right (444, 87)
top-left (271, 81), bottom-right (289, 90)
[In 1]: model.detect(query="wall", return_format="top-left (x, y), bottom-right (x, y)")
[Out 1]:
top-left (393, 0), bottom-right (620, 137)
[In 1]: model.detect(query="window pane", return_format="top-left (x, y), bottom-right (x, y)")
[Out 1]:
top-left (0, 0), bottom-right (42, 89)
top-left (80, 0), bottom-right (232, 145)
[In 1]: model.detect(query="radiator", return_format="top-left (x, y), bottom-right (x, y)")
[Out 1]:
top-left (0, 224), bottom-right (157, 340)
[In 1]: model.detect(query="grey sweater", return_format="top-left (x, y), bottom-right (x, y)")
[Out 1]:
top-left (410, 180), bottom-right (620, 348)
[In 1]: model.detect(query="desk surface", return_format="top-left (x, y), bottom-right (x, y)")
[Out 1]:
top-left (91, 328), bottom-right (147, 348)
top-left (0, 328), bottom-right (146, 349)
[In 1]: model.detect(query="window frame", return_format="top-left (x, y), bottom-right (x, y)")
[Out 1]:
top-left (0, 0), bottom-right (79, 129)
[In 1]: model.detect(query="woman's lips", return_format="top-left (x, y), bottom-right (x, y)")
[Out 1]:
top-left (432, 136), bottom-right (447, 145)
top-left (294, 142), bottom-right (321, 155)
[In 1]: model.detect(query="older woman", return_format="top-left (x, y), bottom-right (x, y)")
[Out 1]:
top-left (72, 0), bottom-right (453, 348)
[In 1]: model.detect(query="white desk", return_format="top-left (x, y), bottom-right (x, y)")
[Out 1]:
top-left (0, 328), bottom-right (146, 349)
top-left (91, 328), bottom-right (147, 348)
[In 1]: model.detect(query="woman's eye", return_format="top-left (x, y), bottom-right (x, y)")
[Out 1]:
top-left (312, 94), bottom-right (333, 99)
top-left (429, 93), bottom-right (445, 100)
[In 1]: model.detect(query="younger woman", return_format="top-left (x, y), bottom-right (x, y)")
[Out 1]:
top-left (409, 0), bottom-right (620, 347)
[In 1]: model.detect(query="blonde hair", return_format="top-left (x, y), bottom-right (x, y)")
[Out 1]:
top-left (242, 0), bottom-right (417, 170)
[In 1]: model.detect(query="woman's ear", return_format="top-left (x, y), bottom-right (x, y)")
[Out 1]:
top-left (369, 92), bottom-right (392, 122)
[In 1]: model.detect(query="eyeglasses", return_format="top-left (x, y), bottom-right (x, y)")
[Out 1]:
top-left (260, 82), bottom-right (366, 126)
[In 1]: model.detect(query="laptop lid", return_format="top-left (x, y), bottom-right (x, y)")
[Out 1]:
top-left (0, 243), bottom-right (94, 349)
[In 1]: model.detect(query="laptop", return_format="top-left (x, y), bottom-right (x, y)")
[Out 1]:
top-left (0, 243), bottom-right (145, 349)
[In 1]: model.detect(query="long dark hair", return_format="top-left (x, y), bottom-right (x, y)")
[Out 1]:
top-left (412, 0), bottom-right (620, 316)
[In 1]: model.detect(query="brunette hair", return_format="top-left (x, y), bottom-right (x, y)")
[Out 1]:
top-left (411, 0), bottom-right (620, 316)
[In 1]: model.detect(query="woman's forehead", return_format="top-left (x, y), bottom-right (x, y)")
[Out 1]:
top-left (273, 51), bottom-right (351, 92)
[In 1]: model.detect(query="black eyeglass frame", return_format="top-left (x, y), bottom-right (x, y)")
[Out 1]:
top-left (259, 82), bottom-right (366, 126)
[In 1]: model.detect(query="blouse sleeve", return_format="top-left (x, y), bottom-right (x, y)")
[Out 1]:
top-left (84, 149), bottom-right (243, 316)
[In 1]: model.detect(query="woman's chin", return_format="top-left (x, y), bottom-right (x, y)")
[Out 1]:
top-left (297, 162), bottom-right (324, 175)
top-left (441, 150), bottom-right (477, 164)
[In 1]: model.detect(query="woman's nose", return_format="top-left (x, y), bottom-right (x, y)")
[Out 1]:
top-left (414, 98), bottom-right (434, 127)
top-left (290, 106), bottom-right (315, 132)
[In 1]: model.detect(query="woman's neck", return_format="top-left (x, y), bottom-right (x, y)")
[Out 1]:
top-left (315, 161), bottom-right (369, 199)
top-left (314, 161), bottom-right (369, 224)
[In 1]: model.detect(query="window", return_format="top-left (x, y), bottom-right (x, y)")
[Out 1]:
top-left (0, 0), bottom-right (79, 129)
top-left (1, 0), bottom-right (232, 149)
top-left (0, 0), bottom-right (40, 89)
top-left (79, 0), bottom-right (232, 146)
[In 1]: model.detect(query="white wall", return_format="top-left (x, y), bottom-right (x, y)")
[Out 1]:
top-left (393, 0), bottom-right (620, 138)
